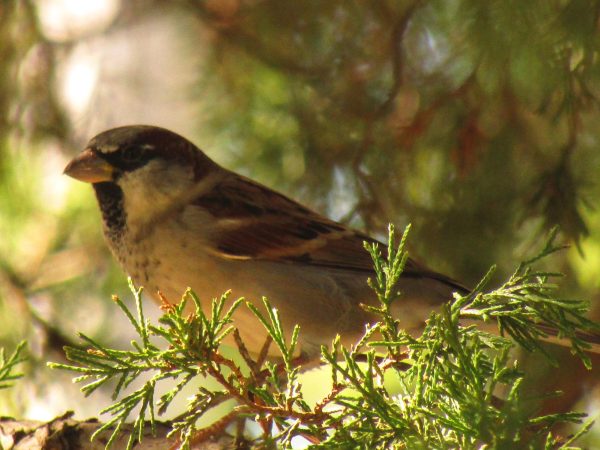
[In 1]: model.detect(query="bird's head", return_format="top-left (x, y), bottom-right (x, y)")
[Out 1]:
top-left (64, 125), bottom-right (216, 236)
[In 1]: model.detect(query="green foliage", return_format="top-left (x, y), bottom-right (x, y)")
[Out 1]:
top-left (458, 228), bottom-right (600, 368)
top-left (0, 341), bottom-right (26, 391)
top-left (0, 3), bottom-right (598, 444)
top-left (50, 226), bottom-right (598, 449)
top-left (193, 0), bottom-right (600, 252)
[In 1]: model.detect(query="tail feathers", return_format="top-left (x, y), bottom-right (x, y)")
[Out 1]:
top-left (535, 323), bottom-right (600, 355)
top-left (404, 264), bottom-right (600, 355)
top-left (463, 319), bottom-right (600, 355)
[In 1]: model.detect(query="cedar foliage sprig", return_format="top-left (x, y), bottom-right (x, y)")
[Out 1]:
top-left (0, 341), bottom-right (26, 390)
top-left (49, 226), bottom-right (597, 449)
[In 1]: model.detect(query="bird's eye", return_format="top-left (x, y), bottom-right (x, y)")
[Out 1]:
top-left (102, 145), bottom-right (153, 172)
top-left (119, 146), bottom-right (143, 163)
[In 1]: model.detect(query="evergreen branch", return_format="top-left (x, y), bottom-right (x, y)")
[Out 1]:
top-left (457, 230), bottom-right (600, 368)
top-left (0, 341), bottom-right (26, 390)
top-left (48, 226), bottom-right (599, 449)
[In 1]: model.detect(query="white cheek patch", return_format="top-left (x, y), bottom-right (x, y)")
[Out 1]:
top-left (120, 162), bottom-right (182, 219)
top-left (118, 160), bottom-right (203, 239)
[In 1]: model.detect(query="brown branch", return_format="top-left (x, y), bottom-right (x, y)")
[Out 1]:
top-left (203, 349), bottom-right (333, 429)
top-left (372, 1), bottom-right (422, 119)
top-left (0, 412), bottom-right (234, 450)
top-left (232, 329), bottom-right (272, 378)
top-left (189, 3), bottom-right (327, 78)
top-left (182, 410), bottom-right (241, 450)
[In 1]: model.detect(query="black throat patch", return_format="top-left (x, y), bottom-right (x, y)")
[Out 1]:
top-left (93, 182), bottom-right (126, 240)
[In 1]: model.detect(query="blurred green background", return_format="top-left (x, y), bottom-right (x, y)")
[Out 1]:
top-left (1, 0), bottom-right (599, 443)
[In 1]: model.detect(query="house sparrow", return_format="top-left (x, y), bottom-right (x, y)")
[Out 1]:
top-left (64, 125), bottom-right (599, 357)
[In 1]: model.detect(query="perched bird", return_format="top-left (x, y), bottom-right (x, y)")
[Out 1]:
top-left (64, 125), bottom-right (598, 358)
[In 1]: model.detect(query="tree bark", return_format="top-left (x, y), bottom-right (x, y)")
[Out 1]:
top-left (0, 412), bottom-right (235, 450)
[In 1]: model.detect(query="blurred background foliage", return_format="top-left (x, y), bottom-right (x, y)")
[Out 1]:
top-left (1, 0), bottom-right (600, 443)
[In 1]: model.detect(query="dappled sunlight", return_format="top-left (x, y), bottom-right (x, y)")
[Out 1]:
top-left (1, 0), bottom-right (599, 446)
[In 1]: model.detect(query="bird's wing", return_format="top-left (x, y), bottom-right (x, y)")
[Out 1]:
top-left (193, 173), bottom-right (378, 272)
top-left (192, 172), bottom-right (468, 292)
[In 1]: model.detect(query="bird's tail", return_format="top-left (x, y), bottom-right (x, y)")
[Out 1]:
top-left (535, 323), bottom-right (600, 355)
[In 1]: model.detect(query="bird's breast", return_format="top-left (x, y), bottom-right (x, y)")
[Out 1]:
top-left (105, 216), bottom-right (380, 356)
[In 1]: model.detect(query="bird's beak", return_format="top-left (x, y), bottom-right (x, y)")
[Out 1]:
top-left (63, 148), bottom-right (114, 183)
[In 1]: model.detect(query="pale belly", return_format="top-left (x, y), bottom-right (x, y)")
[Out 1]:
top-left (111, 225), bottom-right (377, 358)
top-left (110, 219), bottom-right (450, 359)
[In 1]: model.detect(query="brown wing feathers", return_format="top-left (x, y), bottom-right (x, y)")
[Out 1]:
top-left (192, 174), bottom-right (469, 294)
